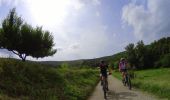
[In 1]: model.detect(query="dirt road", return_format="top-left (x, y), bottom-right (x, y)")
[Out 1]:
top-left (88, 76), bottom-right (167, 100)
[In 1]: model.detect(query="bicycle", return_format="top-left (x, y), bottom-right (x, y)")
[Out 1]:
top-left (101, 76), bottom-right (108, 99)
top-left (101, 72), bottom-right (111, 99)
top-left (122, 70), bottom-right (132, 90)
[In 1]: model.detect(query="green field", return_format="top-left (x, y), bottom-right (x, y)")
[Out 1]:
top-left (112, 68), bottom-right (170, 99)
top-left (0, 58), bottom-right (99, 100)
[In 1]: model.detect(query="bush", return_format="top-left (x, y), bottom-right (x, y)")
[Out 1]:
top-left (161, 54), bottom-right (170, 67)
top-left (0, 58), bottom-right (99, 100)
top-left (155, 54), bottom-right (170, 68)
top-left (114, 61), bottom-right (119, 69)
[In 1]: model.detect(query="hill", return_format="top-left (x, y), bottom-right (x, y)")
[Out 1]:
top-left (39, 51), bottom-right (127, 68)
top-left (40, 37), bottom-right (170, 69)
top-left (0, 58), bottom-right (99, 100)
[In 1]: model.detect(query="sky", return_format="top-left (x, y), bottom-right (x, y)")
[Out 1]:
top-left (0, 0), bottom-right (170, 61)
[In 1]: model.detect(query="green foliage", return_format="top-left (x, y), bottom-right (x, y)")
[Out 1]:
top-left (125, 37), bottom-right (170, 69)
top-left (150, 37), bottom-right (170, 56)
top-left (59, 69), bottom-right (99, 100)
top-left (160, 54), bottom-right (170, 67)
top-left (42, 37), bottom-right (170, 70)
top-left (113, 68), bottom-right (170, 99)
top-left (0, 59), bottom-right (64, 100)
top-left (0, 8), bottom-right (56, 61)
top-left (155, 54), bottom-right (170, 67)
top-left (113, 61), bottom-right (119, 69)
top-left (0, 58), bottom-right (99, 100)
top-left (125, 43), bottom-right (137, 67)
top-left (133, 68), bottom-right (170, 99)
top-left (60, 63), bottom-right (69, 69)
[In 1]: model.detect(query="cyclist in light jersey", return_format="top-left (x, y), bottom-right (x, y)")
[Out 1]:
top-left (119, 58), bottom-right (127, 81)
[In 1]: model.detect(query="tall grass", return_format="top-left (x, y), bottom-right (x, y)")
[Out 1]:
top-left (0, 58), bottom-right (99, 100)
top-left (112, 68), bottom-right (170, 99)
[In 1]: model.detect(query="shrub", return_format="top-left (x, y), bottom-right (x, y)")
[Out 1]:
top-left (155, 54), bottom-right (170, 68)
top-left (161, 54), bottom-right (170, 67)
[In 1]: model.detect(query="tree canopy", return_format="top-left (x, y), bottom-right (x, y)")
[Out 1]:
top-left (125, 37), bottom-right (170, 69)
top-left (0, 8), bottom-right (57, 61)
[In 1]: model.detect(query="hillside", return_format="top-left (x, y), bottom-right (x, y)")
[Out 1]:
top-left (0, 58), bottom-right (99, 100)
top-left (40, 37), bottom-right (170, 69)
top-left (39, 51), bottom-right (127, 68)
top-left (0, 37), bottom-right (169, 99)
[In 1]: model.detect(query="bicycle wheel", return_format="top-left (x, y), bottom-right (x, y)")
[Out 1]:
top-left (124, 75), bottom-right (128, 86)
top-left (102, 80), bottom-right (107, 99)
top-left (127, 76), bottom-right (132, 90)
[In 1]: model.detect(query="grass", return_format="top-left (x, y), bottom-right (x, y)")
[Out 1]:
top-left (112, 68), bottom-right (170, 99)
top-left (0, 58), bottom-right (99, 100)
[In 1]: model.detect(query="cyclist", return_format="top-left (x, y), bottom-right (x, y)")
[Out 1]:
top-left (99, 60), bottom-right (109, 90)
top-left (119, 58), bottom-right (127, 83)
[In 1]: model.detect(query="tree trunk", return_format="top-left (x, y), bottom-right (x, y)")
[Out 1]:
top-left (22, 58), bottom-right (26, 62)
top-left (12, 51), bottom-right (27, 62)
top-left (21, 54), bottom-right (27, 62)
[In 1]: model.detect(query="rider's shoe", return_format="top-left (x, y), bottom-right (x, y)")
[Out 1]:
top-left (122, 79), bottom-right (126, 86)
top-left (122, 79), bottom-right (124, 83)
top-left (107, 87), bottom-right (109, 91)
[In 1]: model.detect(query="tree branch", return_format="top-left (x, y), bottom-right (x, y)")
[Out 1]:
top-left (24, 54), bottom-right (27, 60)
top-left (12, 50), bottom-right (20, 56)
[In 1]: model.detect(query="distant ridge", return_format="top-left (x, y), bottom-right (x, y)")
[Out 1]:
top-left (38, 51), bottom-right (127, 67)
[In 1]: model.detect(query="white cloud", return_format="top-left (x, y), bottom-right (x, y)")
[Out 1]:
top-left (45, 23), bottom-right (111, 61)
top-left (0, 0), bottom-right (25, 6)
top-left (113, 33), bottom-right (116, 38)
top-left (92, 0), bottom-right (101, 5)
top-left (0, 49), bottom-right (17, 58)
top-left (23, 0), bottom-right (85, 28)
top-left (96, 11), bottom-right (100, 17)
top-left (69, 43), bottom-right (80, 49)
top-left (122, 0), bottom-right (170, 40)
top-left (0, 0), bottom-right (112, 61)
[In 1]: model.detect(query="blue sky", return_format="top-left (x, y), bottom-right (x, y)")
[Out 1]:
top-left (0, 0), bottom-right (170, 61)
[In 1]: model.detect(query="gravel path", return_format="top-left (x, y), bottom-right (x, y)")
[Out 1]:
top-left (88, 76), bottom-right (167, 100)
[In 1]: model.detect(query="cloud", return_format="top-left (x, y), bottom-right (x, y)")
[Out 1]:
top-left (0, 49), bottom-right (16, 58)
top-left (0, 0), bottom-right (112, 61)
top-left (96, 11), bottom-right (100, 17)
top-left (69, 43), bottom-right (80, 50)
top-left (0, 0), bottom-right (25, 6)
top-left (38, 8), bottom-right (112, 61)
top-left (122, 0), bottom-right (170, 40)
top-left (92, 0), bottom-right (101, 5)
top-left (47, 22), bottom-right (111, 61)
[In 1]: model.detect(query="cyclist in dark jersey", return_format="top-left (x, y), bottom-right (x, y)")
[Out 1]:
top-left (99, 60), bottom-right (109, 90)
top-left (99, 60), bottom-right (108, 78)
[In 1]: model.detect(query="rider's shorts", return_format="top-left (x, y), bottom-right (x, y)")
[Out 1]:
top-left (120, 69), bottom-right (127, 73)
top-left (101, 71), bottom-right (107, 78)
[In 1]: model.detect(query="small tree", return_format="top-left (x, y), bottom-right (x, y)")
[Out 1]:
top-left (0, 8), bottom-right (56, 61)
top-left (125, 43), bottom-right (138, 67)
top-left (135, 40), bottom-right (150, 69)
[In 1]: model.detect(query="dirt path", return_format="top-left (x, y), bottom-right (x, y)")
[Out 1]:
top-left (88, 76), bottom-right (166, 100)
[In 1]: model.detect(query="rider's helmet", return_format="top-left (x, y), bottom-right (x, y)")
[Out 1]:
top-left (120, 58), bottom-right (125, 61)
top-left (100, 60), bottom-right (104, 63)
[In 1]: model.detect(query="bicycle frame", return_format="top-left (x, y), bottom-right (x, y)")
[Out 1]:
top-left (101, 76), bottom-right (108, 99)
top-left (123, 71), bottom-right (132, 90)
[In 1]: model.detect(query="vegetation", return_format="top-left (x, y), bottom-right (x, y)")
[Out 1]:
top-left (112, 68), bottom-right (170, 99)
top-left (44, 37), bottom-right (170, 70)
top-left (0, 8), bottom-right (56, 61)
top-left (0, 58), bottom-right (99, 100)
top-left (40, 51), bottom-right (127, 69)
top-left (125, 37), bottom-right (170, 69)
top-left (0, 8), bottom-right (169, 100)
